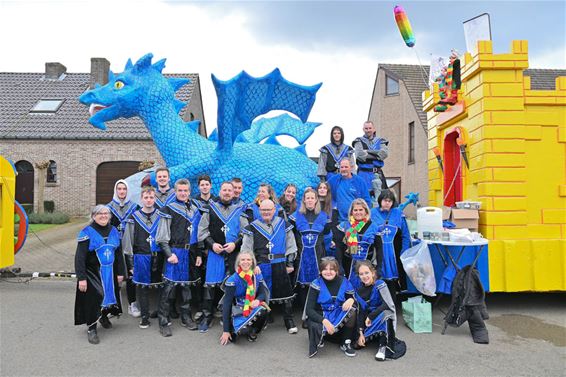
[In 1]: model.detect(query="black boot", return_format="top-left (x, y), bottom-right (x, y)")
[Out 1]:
top-left (181, 313), bottom-right (198, 330)
top-left (199, 314), bottom-right (213, 333)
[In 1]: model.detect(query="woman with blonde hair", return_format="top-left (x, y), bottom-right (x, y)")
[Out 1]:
top-left (290, 188), bottom-right (331, 322)
top-left (334, 199), bottom-right (383, 290)
top-left (246, 183), bottom-right (287, 221)
top-left (220, 250), bottom-right (270, 344)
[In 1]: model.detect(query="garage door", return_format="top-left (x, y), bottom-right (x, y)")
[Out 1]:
top-left (96, 161), bottom-right (141, 204)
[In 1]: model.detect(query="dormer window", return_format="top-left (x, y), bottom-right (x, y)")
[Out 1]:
top-left (30, 99), bottom-right (64, 113)
top-left (385, 75), bottom-right (399, 96)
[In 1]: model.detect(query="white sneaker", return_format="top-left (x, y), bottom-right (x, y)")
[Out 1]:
top-left (128, 302), bottom-right (141, 318)
top-left (287, 326), bottom-right (298, 334)
top-left (375, 346), bottom-right (386, 361)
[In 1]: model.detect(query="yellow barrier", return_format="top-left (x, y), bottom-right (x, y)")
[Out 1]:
top-left (0, 155), bottom-right (15, 268)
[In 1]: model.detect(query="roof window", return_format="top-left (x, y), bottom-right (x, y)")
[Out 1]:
top-left (30, 99), bottom-right (64, 113)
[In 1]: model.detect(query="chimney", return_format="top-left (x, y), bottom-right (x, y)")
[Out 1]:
top-left (45, 62), bottom-right (66, 80)
top-left (90, 57), bottom-right (110, 88)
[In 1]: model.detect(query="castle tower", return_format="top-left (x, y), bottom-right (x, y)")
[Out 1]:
top-left (423, 40), bottom-right (566, 292)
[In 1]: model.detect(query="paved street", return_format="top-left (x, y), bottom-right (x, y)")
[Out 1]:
top-left (1, 278), bottom-right (564, 377)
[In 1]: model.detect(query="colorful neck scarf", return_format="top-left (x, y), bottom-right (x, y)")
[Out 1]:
top-left (238, 267), bottom-right (256, 316)
top-left (345, 216), bottom-right (368, 254)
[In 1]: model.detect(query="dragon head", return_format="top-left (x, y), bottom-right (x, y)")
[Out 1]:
top-left (79, 53), bottom-right (189, 130)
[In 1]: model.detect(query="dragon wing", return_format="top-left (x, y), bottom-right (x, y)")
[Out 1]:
top-left (236, 113), bottom-right (321, 144)
top-left (211, 68), bottom-right (322, 154)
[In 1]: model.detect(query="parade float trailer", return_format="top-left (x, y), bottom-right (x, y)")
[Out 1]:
top-left (424, 40), bottom-right (566, 292)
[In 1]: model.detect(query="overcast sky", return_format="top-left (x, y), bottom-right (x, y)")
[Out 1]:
top-left (1, 0), bottom-right (564, 155)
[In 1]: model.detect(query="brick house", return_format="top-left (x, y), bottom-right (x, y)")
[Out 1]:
top-left (367, 63), bottom-right (565, 217)
top-left (0, 58), bottom-right (205, 216)
top-left (367, 64), bottom-right (430, 217)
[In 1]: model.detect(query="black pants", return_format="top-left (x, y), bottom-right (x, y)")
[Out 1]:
top-left (159, 282), bottom-right (192, 327)
top-left (136, 285), bottom-right (157, 320)
top-left (202, 286), bottom-right (223, 317)
top-left (307, 313), bottom-right (356, 355)
top-left (126, 279), bottom-right (136, 305)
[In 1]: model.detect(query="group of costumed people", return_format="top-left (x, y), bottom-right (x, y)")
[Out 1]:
top-left (74, 120), bottom-right (410, 361)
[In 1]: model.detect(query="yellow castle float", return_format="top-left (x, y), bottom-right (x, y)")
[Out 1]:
top-left (424, 40), bottom-right (566, 292)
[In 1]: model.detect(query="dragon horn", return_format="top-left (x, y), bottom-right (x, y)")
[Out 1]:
top-left (152, 58), bottom-right (167, 73)
top-left (133, 53), bottom-right (154, 73)
top-left (125, 58), bottom-right (134, 70)
top-left (168, 77), bottom-right (190, 92)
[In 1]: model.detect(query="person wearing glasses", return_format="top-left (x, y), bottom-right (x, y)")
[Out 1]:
top-left (241, 199), bottom-right (298, 334)
top-left (304, 257), bottom-right (357, 358)
top-left (74, 205), bottom-right (125, 344)
top-left (334, 199), bottom-right (383, 290)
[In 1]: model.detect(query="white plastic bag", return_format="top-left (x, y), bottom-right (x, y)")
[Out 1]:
top-left (401, 242), bottom-right (436, 296)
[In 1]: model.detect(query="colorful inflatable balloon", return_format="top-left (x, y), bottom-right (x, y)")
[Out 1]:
top-left (394, 5), bottom-right (415, 47)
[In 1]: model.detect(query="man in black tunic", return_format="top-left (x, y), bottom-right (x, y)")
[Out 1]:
top-left (197, 181), bottom-right (249, 332)
top-left (122, 186), bottom-right (164, 329)
top-left (241, 199), bottom-right (299, 334)
top-left (155, 179), bottom-right (203, 337)
top-left (154, 167), bottom-right (175, 209)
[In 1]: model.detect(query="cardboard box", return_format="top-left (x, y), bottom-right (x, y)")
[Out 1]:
top-left (450, 208), bottom-right (479, 231)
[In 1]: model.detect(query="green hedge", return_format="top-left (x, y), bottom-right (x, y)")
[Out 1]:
top-left (28, 212), bottom-right (70, 224)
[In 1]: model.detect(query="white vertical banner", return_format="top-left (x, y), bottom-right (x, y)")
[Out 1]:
top-left (429, 55), bottom-right (447, 89)
top-left (463, 13), bottom-right (492, 55)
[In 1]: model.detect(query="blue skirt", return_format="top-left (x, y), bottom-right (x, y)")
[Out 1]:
top-left (205, 251), bottom-right (225, 286)
top-left (322, 306), bottom-right (355, 335)
top-left (297, 246), bottom-right (319, 285)
top-left (382, 243), bottom-right (399, 280)
top-left (363, 311), bottom-right (388, 340)
top-left (233, 306), bottom-right (266, 334)
top-left (163, 247), bottom-right (197, 285)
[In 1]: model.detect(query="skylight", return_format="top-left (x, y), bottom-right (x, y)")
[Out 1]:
top-left (30, 99), bottom-right (64, 113)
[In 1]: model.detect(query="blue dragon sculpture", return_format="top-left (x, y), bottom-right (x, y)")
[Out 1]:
top-left (79, 54), bottom-right (322, 201)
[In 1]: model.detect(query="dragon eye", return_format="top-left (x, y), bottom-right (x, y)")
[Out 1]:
top-left (114, 81), bottom-right (125, 90)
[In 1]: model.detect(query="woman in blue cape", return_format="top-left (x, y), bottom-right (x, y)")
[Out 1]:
top-left (304, 257), bottom-right (357, 358)
top-left (370, 189), bottom-right (412, 299)
top-left (317, 126), bottom-right (355, 182)
top-left (290, 188), bottom-right (331, 323)
top-left (74, 205), bottom-right (125, 344)
top-left (334, 199), bottom-right (383, 290)
top-left (317, 181), bottom-right (338, 258)
top-left (220, 251), bottom-right (270, 345)
top-left (245, 183), bottom-right (287, 222)
top-left (354, 261), bottom-right (400, 361)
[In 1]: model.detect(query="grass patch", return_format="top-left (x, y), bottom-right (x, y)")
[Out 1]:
top-left (28, 223), bottom-right (59, 233)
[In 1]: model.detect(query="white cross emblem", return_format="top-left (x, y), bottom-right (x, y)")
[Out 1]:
top-left (266, 241), bottom-right (274, 253)
top-left (382, 227), bottom-right (392, 236)
top-left (187, 224), bottom-right (193, 233)
top-left (221, 224), bottom-right (230, 237)
top-left (103, 249), bottom-right (112, 260)
top-left (146, 235), bottom-right (154, 244)
top-left (118, 223), bottom-right (123, 231)
top-left (305, 234), bottom-right (316, 243)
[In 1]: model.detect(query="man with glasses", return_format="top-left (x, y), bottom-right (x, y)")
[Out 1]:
top-left (241, 199), bottom-right (299, 334)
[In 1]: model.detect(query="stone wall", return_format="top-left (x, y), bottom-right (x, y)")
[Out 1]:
top-left (1, 139), bottom-right (164, 216)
